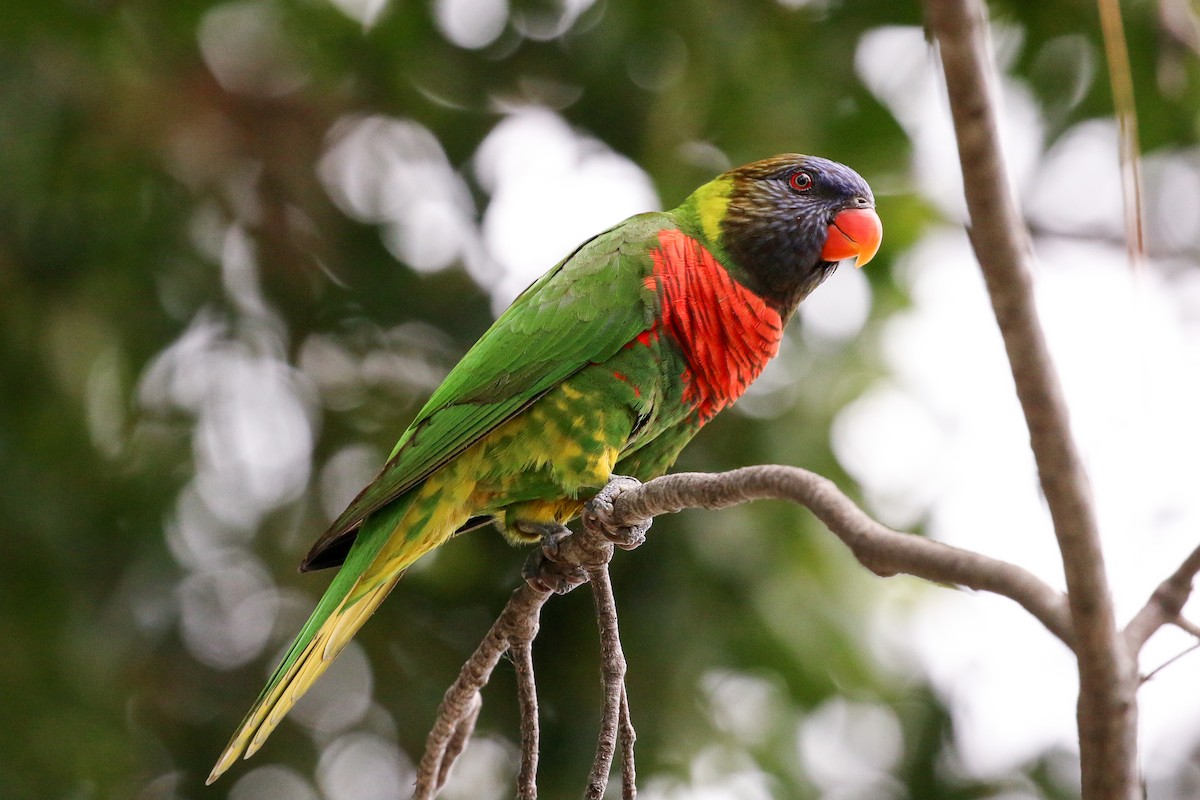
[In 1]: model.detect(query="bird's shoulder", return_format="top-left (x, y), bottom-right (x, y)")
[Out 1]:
top-left (510, 211), bottom-right (678, 310)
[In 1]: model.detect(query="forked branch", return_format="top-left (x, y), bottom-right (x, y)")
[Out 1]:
top-left (412, 466), bottom-right (1079, 798)
top-left (413, 584), bottom-right (548, 800)
top-left (923, 0), bottom-right (1136, 795)
top-left (413, 461), bottom-right (1200, 798)
top-left (1125, 542), bottom-right (1200, 652)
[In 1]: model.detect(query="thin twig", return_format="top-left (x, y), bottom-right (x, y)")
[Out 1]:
top-left (922, 0), bottom-right (1136, 796)
top-left (1096, 0), bottom-right (1146, 268)
top-left (619, 688), bottom-right (637, 800)
top-left (514, 640), bottom-right (540, 800)
top-left (437, 693), bottom-right (481, 792)
top-left (1175, 616), bottom-right (1200, 638)
top-left (413, 584), bottom-right (549, 799)
top-left (1125, 541), bottom-right (1200, 651)
top-left (585, 563), bottom-right (627, 800)
top-left (1140, 640), bottom-right (1200, 684)
top-left (1027, 218), bottom-right (1200, 263)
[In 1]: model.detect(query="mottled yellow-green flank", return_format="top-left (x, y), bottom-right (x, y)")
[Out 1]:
top-left (209, 368), bottom-right (638, 781)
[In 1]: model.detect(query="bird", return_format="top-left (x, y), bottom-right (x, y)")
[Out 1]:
top-left (207, 153), bottom-right (882, 783)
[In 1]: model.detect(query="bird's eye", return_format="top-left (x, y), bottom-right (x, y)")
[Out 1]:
top-left (788, 171), bottom-right (813, 192)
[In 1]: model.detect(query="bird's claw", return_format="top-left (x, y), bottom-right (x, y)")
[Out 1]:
top-left (521, 524), bottom-right (587, 594)
top-left (517, 476), bottom-right (650, 592)
top-left (583, 475), bottom-right (651, 551)
top-left (523, 550), bottom-right (587, 594)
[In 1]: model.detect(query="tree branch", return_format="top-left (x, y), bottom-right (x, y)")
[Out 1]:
top-left (1125, 541), bottom-right (1200, 652)
top-left (413, 462), bottom-right (1082, 798)
top-left (413, 584), bottom-right (548, 800)
top-left (1176, 616), bottom-right (1200, 639)
top-left (922, 0), bottom-right (1137, 796)
top-left (607, 467), bottom-right (1072, 645)
top-left (513, 639), bottom-right (540, 800)
top-left (584, 564), bottom-right (631, 800)
top-left (618, 688), bottom-right (636, 800)
top-left (1140, 640), bottom-right (1200, 685)
top-left (1096, 0), bottom-right (1146, 267)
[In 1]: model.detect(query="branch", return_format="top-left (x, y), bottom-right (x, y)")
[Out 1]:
top-left (1140, 640), bottom-right (1200, 684)
top-left (607, 467), bottom-right (1073, 646)
top-left (1027, 218), bottom-right (1200, 263)
top-left (413, 461), bottom-right (1079, 798)
top-left (1096, 0), bottom-right (1146, 267)
top-left (513, 640), bottom-right (539, 800)
top-left (584, 565), bottom-right (632, 800)
top-left (1177, 616), bottom-right (1200, 639)
top-left (618, 689), bottom-right (636, 800)
top-left (1125, 542), bottom-right (1200, 652)
top-left (413, 584), bottom-right (549, 800)
top-left (922, 0), bottom-right (1136, 796)
top-left (414, 511), bottom-right (635, 799)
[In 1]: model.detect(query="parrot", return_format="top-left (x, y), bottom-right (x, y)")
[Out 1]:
top-left (207, 153), bottom-right (882, 783)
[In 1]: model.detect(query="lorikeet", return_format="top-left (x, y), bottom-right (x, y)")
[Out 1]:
top-left (207, 154), bottom-right (881, 782)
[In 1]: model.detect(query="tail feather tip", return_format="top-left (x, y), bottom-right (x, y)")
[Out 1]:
top-left (206, 754), bottom-right (233, 786)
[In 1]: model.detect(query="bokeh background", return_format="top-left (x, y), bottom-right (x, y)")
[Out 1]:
top-left (5, 0), bottom-right (1200, 798)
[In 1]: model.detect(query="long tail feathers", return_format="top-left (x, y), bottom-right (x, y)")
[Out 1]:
top-left (206, 496), bottom-right (418, 785)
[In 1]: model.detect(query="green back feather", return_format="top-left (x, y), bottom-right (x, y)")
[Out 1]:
top-left (304, 212), bottom-right (678, 563)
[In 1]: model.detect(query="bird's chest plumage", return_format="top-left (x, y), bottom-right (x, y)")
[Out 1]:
top-left (644, 229), bottom-right (784, 423)
top-left (471, 228), bottom-right (788, 505)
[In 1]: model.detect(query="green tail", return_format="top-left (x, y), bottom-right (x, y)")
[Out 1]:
top-left (207, 494), bottom-right (416, 783)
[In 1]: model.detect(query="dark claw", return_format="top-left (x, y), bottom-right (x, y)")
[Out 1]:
top-left (517, 521), bottom-right (586, 594)
top-left (584, 475), bottom-right (652, 551)
top-left (522, 549), bottom-right (586, 594)
top-left (538, 526), bottom-right (573, 563)
top-left (610, 521), bottom-right (650, 551)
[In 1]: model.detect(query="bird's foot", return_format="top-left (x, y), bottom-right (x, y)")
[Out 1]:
top-left (519, 522), bottom-right (587, 594)
top-left (583, 475), bottom-right (652, 551)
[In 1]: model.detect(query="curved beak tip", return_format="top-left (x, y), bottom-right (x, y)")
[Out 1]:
top-left (821, 207), bottom-right (883, 269)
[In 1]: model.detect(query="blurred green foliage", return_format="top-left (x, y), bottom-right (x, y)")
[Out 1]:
top-left (1, 1), bottom-right (1197, 799)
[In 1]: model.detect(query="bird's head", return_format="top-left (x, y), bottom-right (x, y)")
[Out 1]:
top-left (685, 154), bottom-right (882, 314)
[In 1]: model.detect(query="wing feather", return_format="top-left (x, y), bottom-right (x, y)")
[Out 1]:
top-left (301, 212), bottom-right (670, 569)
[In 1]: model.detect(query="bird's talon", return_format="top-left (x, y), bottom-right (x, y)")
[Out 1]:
top-left (522, 549), bottom-right (586, 594)
top-left (609, 521), bottom-right (649, 551)
top-left (584, 475), bottom-right (652, 551)
top-left (539, 527), bottom-right (573, 563)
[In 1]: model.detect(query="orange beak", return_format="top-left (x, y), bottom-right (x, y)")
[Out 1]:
top-left (820, 207), bottom-right (883, 269)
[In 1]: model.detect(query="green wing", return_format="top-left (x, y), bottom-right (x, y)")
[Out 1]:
top-left (301, 212), bottom-right (671, 569)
